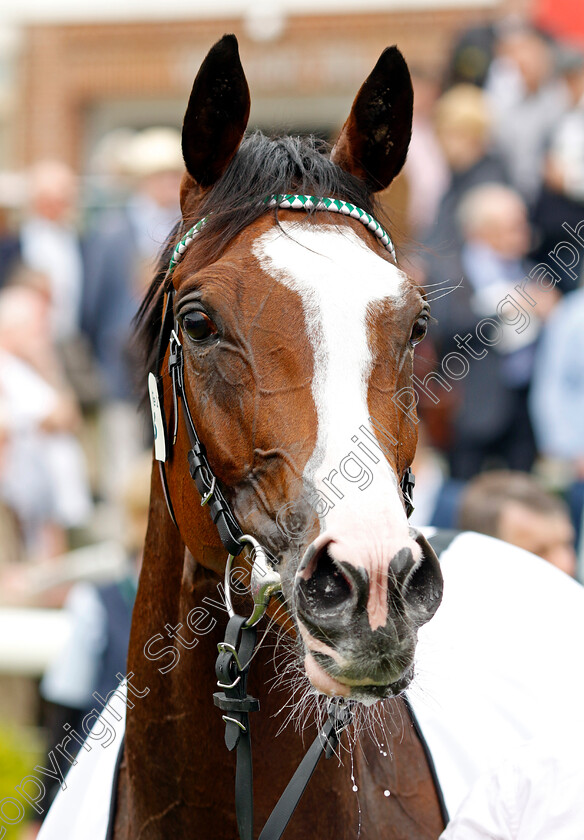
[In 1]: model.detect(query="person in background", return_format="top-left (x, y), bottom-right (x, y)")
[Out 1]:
top-left (0, 200), bottom-right (21, 289)
top-left (81, 127), bottom-right (182, 532)
top-left (33, 453), bottom-right (151, 833)
top-left (418, 86), bottom-right (512, 458)
top-left (529, 285), bottom-right (584, 568)
top-left (486, 25), bottom-right (568, 208)
top-left (19, 161), bottom-right (84, 345)
top-left (442, 0), bottom-right (535, 89)
top-left (402, 68), bottom-right (449, 242)
top-left (531, 48), bottom-right (584, 290)
top-left (429, 183), bottom-right (557, 480)
top-left (457, 470), bottom-right (577, 578)
top-left (444, 22), bottom-right (498, 90)
top-left (542, 48), bottom-right (584, 204)
top-left (0, 280), bottom-right (91, 561)
top-left (0, 403), bottom-right (22, 566)
top-left (1, 162), bottom-right (101, 412)
top-left (423, 83), bottom-right (508, 262)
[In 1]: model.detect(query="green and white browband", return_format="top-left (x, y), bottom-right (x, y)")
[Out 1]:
top-left (167, 194), bottom-right (396, 277)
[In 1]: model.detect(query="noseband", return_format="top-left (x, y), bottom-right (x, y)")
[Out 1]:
top-left (147, 196), bottom-right (417, 840)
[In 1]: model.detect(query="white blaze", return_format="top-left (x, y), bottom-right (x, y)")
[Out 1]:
top-left (254, 222), bottom-right (419, 630)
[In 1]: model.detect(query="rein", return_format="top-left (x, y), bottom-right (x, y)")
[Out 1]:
top-left (148, 195), bottom-right (416, 840)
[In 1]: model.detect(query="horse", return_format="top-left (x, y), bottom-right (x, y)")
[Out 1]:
top-left (112, 34), bottom-right (446, 840)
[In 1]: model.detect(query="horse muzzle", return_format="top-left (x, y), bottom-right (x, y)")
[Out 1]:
top-left (293, 529), bottom-right (443, 701)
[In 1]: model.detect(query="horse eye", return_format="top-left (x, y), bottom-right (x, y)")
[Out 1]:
top-left (181, 311), bottom-right (217, 342)
top-left (410, 315), bottom-right (428, 346)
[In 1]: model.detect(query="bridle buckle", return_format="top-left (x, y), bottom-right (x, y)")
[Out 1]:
top-left (200, 475), bottom-right (217, 507)
top-left (224, 535), bottom-right (282, 628)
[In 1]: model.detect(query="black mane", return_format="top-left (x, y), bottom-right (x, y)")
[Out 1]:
top-left (136, 131), bottom-right (385, 382)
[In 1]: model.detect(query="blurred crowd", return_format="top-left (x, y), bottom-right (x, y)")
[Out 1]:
top-left (0, 128), bottom-right (183, 590)
top-left (402, 16), bottom-right (584, 580)
top-left (0, 128), bottom-right (183, 836)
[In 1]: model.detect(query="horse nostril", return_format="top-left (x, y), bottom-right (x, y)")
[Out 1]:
top-left (403, 532), bottom-right (444, 622)
top-left (390, 547), bottom-right (417, 585)
top-left (297, 543), bottom-right (355, 614)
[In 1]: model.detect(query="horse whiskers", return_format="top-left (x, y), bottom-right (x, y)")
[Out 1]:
top-left (267, 630), bottom-right (297, 672)
top-left (267, 640), bottom-right (298, 678)
top-left (341, 698), bottom-right (406, 760)
top-left (424, 282), bottom-right (463, 302)
top-left (275, 685), bottom-right (313, 738)
top-left (266, 650), bottom-right (297, 678)
top-left (266, 660), bottom-right (299, 690)
top-left (267, 653), bottom-right (412, 772)
top-left (241, 597), bottom-right (295, 669)
top-left (420, 278), bottom-right (463, 287)
top-left (265, 642), bottom-right (296, 663)
top-left (271, 659), bottom-right (305, 696)
top-left (254, 592), bottom-right (412, 764)
top-left (262, 600), bottom-right (295, 637)
top-left (247, 604), bottom-right (292, 664)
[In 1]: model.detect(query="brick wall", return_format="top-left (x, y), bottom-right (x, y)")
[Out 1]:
top-left (14, 7), bottom-right (498, 169)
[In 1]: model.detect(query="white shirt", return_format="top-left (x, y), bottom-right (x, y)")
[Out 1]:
top-left (20, 216), bottom-right (83, 341)
top-left (0, 350), bottom-right (91, 527)
top-left (440, 724), bottom-right (584, 839)
top-left (38, 682), bottom-right (127, 840)
top-left (409, 531), bottom-right (584, 822)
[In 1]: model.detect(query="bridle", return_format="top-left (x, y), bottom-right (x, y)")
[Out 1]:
top-left (148, 194), bottom-right (417, 840)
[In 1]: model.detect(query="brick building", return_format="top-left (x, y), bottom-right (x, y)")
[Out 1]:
top-left (2, 1), bottom-right (506, 172)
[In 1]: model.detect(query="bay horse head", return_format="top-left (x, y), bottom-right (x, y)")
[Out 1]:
top-left (142, 34), bottom-right (443, 708)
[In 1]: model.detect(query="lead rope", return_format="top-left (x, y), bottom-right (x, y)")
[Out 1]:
top-left (214, 614), bottom-right (354, 840)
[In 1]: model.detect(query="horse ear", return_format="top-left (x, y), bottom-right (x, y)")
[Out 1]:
top-left (181, 34), bottom-right (250, 191)
top-left (331, 46), bottom-right (413, 193)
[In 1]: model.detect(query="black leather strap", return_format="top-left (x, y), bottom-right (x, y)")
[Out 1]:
top-left (214, 615), bottom-right (259, 840)
top-left (428, 529), bottom-right (459, 557)
top-left (214, 616), bottom-right (353, 840)
top-left (258, 703), bottom-right (352, 840)
top-left (154, 288), bottom-right (245, 556)
top-left (214, 616), bottom-right (259, 748)
top-left (168, 309), bottom-right (245, 556)
top-left (104, 735), bottom-right (125, 840)
top-left (402, 696), bottom-right (450, 828)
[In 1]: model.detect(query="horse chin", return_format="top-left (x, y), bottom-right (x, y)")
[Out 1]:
top-left (304, 653), bottom-right (352, 698)
top-left (349, 669), bottom-right (414, 706)
top-left (304, 652), bottom-right (414, 706)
